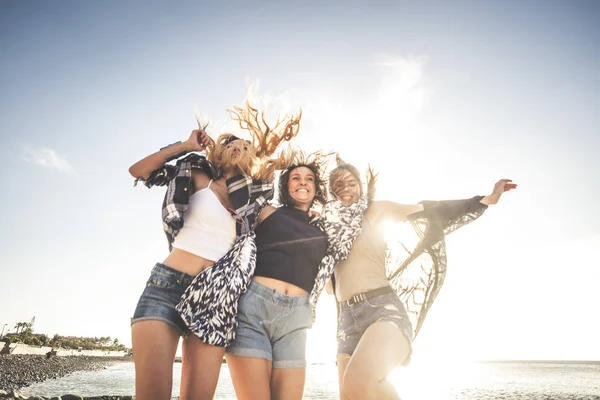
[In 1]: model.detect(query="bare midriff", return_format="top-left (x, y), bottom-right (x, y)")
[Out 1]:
top-left (162, 248), bottom-right (215, 277)
top-left (253, 276), bottom-right (309, 297)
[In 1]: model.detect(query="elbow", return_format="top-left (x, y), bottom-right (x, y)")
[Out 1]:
top-left (128, 164), bottom-right (149, 180)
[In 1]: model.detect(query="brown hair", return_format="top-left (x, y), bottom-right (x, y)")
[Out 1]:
top-left (328, 155), bottom-right (378, 202)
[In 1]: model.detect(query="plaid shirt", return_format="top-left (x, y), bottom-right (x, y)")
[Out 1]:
top-left (135, 153), bottom-right (274, 250)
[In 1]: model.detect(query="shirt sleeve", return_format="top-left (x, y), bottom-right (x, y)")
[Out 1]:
top-left (133, 164), bottom-right (177, 188)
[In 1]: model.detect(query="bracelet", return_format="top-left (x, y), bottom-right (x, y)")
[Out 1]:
top-left (160, 141), bottom-right (182, 151)
top-left (160, 141), bottom-right (188, 162)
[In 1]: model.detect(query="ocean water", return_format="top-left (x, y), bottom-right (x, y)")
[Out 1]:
top-left (18, 361), bottom-right (600, 399)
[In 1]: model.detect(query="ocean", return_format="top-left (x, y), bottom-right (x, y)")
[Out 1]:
top-left (18, 361), bottom-right (600, 399)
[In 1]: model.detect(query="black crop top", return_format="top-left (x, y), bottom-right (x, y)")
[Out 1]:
top-left (253, 206), bottom-right (327, 293)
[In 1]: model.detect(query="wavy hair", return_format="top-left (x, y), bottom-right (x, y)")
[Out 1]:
top-left (205, 101), bottom-right (301, 181)
top-left (328, 154), bottom-right (378, 203)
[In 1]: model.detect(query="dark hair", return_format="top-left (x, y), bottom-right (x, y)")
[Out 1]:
top-left (278, 163), bottom-right (327, 208)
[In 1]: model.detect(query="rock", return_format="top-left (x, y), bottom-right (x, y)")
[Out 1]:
top-left (61, 396), bottom-right (83, 400)
top-left (0, 355), bottom-right (129, 392)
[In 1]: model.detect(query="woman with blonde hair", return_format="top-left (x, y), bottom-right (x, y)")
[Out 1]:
top-left (312, 157), bottom-right (516, 400)
top-left (129, 101), bottom-right (300, 400)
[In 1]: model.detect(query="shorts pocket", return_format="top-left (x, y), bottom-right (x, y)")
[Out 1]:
top-left (147, 274), bottom-right (178, 290)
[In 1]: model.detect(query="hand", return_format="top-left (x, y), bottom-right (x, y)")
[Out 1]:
top-left (480, 179), bottom-right (517, 205)
top-left (186, 129), bottom-right (213, 152)
top-left (308, 209), bottom-right (321, 219)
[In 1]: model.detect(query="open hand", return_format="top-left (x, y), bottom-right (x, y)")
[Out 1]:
top-left (481, 179), bottom-right (517, 205)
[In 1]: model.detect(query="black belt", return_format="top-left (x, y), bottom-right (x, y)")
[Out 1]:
top-left (341, 286), bottom-right (395, 307)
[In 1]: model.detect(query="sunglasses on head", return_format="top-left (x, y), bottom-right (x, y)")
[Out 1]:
top-left (223, 135), bottom-right (251, 146)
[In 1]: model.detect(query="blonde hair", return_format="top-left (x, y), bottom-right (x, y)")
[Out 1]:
top-left (206, 101), bottom-right (301, 181)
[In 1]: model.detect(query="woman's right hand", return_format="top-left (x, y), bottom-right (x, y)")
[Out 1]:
top-left (186, 129), bottom-right (213, 152)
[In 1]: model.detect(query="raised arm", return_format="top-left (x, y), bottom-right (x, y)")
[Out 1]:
top-left (370, 179), bottom-right (517, 224)
top-left (369, 201), bottom-right (425, 223)
top-left (128, 129), bottom-right (213, 180)
top-left (479, 179), bottom-right (517, 205)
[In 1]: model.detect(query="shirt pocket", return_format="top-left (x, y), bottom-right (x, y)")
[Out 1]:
top-left (173, 176), bottom-right (191, 205)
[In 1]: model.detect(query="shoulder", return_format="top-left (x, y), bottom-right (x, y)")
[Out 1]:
top-left (257, 205), bottom-right (278, 226)
top-left (179, 154), bottom-right (218, 178)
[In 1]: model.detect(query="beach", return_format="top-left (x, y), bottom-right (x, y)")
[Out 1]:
top-left (0, 355), bottom-right (131, 394)
top-left (3, 357), bottom-right (600, 400)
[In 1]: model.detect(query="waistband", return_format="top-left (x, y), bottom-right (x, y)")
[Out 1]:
top-left (247, 280), bottom-right (310, 306)
top-left (339, 286), bottom-right (395, 308)
top-left (151, 263), bottom-right (195, 286)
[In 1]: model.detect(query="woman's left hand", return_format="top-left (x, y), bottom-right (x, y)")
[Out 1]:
top-left (480, 179), bottom-right (517, 205)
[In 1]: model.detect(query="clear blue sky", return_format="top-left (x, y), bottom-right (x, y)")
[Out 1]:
top-left (1, 0), bottom-right (599, 361)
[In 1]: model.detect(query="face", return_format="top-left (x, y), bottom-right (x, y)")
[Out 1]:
top-left (224, 139), bottom-right (251, 161)
top-left (287, 166), bottom-right (316, 211)
top-left (332, 170), bottom-right (361, 206)
top-left (219, 138), bottom-right (254, 174)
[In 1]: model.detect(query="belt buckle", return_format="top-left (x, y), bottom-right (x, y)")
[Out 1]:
top-left (347, 293), bottom-right (366, 307)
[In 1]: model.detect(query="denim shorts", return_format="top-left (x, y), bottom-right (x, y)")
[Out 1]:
top-left (337, 290), bottom-right (414, 359)
top-left (226, 280), bottom-right (313, 369)
top-left (131, 263), bottom-right (195, 335)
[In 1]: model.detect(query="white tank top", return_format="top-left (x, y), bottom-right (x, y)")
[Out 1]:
top-left (172, 180), bottom-right (237, 261)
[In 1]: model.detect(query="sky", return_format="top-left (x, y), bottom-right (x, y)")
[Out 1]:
top-left (1, 0), bottom-right (599, 365)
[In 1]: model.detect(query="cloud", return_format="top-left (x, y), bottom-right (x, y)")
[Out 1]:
top-left (22, 146), bottom-right (75, 173)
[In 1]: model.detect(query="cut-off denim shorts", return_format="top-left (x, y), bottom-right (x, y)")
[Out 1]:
top-left (131, 263), bottom-right (195, 335)
top-left (226, 280), bottom-right (313, 369)
top-left (337, 289), bottom-right (414, 362)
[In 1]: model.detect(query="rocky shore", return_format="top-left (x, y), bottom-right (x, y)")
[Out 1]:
top-left (0, 355), bottom-right (132, 393)
top-left (0, 394), bottom-right (139, 400)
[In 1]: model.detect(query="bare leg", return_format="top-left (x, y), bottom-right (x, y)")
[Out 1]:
top-left (132, 320), bottom-right (180, 400)
top-left (337, 354), bottom-right (352, 400)
top-left (180, 334), bottom-right (226, 400)
top-left (342, 321), bottom-right (411, 400)
top-left (225, 354), bottom-right (272, 400)
top-left (271, 368), bottom-right (306, 400)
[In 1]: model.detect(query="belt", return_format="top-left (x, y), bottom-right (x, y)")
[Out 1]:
top-left (341, 286), bottom-right (395, 307)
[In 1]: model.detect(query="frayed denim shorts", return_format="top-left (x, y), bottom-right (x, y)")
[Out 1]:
top-left (131, 263), bottom-right (194, 335)
top-left (226, 280), bottom-right (313, 369)
top-left (337, 290), bottom-right (413, 360)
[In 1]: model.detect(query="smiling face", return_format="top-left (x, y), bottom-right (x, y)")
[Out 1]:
top-left (331, 169), bottom-right (361, 206)
top-left (286, 166), bottom-right (317, 211)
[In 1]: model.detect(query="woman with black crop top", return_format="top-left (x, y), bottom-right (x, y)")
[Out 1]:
top-left (225, 157), bottom-right (328, 400)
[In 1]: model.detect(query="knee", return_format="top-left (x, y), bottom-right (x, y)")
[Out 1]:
top-left (342, 366), bottom-right (379, 400)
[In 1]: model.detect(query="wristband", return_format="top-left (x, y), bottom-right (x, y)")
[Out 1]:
top-left (161, 141), bottom-right (188, 161)
top-left (160, 141), bottom-right (182, 151)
